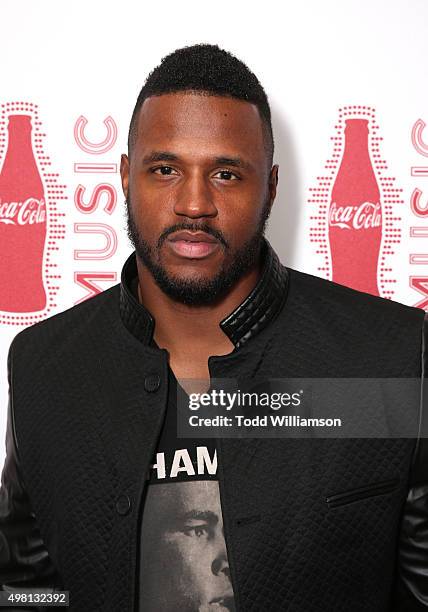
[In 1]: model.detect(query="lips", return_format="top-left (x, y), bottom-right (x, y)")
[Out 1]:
top-left (168, 230), bottom-right (218, 243)
top-left (208, 594), bottom-right (235, 610)
top-left (166, 230), bottom-right (220, 259)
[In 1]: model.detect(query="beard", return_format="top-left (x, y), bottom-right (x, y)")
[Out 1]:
top-left (125, 196), bottom-right (271, 306)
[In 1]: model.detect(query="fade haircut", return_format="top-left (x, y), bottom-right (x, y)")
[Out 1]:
top-left (127, 43), bottom-right (274, 166)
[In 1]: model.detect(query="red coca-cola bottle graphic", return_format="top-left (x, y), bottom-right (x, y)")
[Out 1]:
top-left (0, 114), bottom-right (47, 312)
top-left (328, 119), bottom-right (382, 296)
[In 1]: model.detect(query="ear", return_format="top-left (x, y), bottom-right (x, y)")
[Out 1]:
top-left (268, 164), bottom-right (279, 210)
top-left (120, 153), bottom-right (130, 199)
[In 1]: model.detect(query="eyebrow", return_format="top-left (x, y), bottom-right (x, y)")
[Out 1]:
top-left (181, 509), bottom-right (219, 524)
top-left (142, 151), bottom-right (179, 164)
top-left (142, 150), bottom-right (251, 170)
top-left (214, 156), bottom-right (250, 169)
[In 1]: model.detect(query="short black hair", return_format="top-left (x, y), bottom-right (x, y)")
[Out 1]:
top-left (128, 43), bottom-right (274, 166)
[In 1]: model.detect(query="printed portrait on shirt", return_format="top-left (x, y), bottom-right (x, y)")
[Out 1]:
top-left (140, 479), bottom-right (235, 612)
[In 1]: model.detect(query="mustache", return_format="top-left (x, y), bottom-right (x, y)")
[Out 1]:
top-left (158, 222), bottom-right (228, 248)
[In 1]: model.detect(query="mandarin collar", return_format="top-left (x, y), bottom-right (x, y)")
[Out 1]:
top-left (119, 237), bottom-right (289, 349)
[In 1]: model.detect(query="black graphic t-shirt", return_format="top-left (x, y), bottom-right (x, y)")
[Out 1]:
top-left (139, 367), bottom-right (236, 612)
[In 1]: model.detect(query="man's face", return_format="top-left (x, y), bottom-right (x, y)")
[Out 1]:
top-left (121, 91), bottom-right (278, 305)
top-left (140, 481), bottom-right (235, 612)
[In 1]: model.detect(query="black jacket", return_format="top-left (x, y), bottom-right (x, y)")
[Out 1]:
top-left (0, 238), bottom-right (427, 611)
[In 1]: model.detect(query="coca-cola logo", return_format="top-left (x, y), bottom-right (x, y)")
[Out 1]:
top-left (329, 201), bottom-right (381, 230)
top-left (0, 197), bottom-right (46, 225)
top-left (0, 101), bottom-right (66, 321)
top-left (309, 106), bottom-right (402, 299)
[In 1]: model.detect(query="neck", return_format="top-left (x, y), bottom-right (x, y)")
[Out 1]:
top-left (136, 258), bottom-right (263, 355)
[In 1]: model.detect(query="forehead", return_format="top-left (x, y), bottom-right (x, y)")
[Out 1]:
top-left (153, 481), bottom-right (221, 516)
top-left (134, 92), bottom-right (266, 160)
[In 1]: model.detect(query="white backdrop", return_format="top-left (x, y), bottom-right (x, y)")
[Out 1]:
top-left (1, 0), bottom-right (427, 465)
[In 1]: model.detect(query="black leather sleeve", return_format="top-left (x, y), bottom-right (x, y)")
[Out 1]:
top-left (0, 340), bottom-right (63, 611)
top-left (392, 312), bottom-right (428, 610)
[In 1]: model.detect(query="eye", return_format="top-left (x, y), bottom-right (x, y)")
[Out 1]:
top-left (183, 523), bottom-right (210, 538)
top-left (213, 169), bottom-right (240, 181)
top-left (152, 165), bottom-right (178, 176)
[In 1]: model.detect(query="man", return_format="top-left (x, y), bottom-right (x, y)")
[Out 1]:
top-left (140, 481), bottom-right (233, 611)
top-left (0, 44), bottom-right (427, 612)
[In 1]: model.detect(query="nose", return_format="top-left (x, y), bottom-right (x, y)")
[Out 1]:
top-left (173, 171), bottom-right (218, 219)
top-left (211, 537), bottom-right (230, 579)
top-left (212, 555), bottom-right (230, 579)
